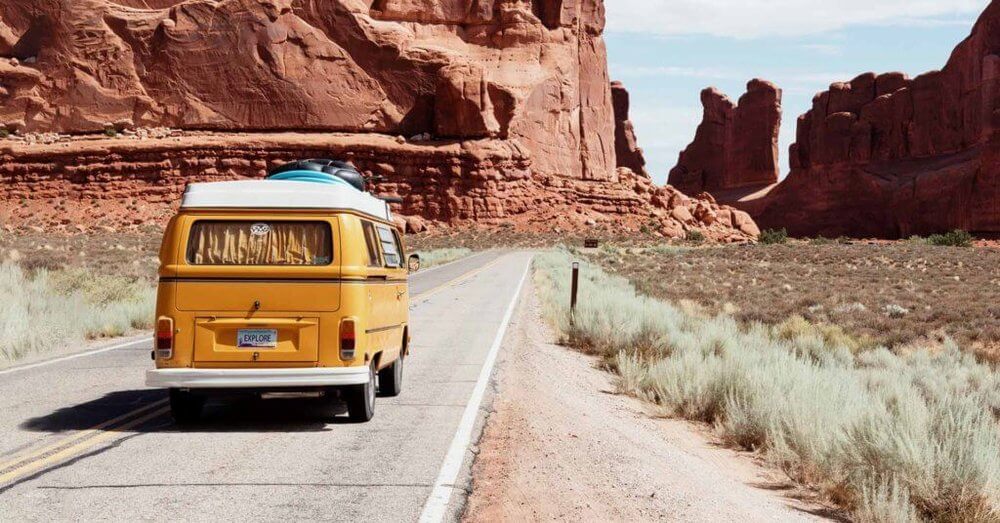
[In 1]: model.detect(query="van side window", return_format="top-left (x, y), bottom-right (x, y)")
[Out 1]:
top-left (375, 225), bottom-right (402, 268)
top-left (361, 221), bottom-right (382, 267)
top-left (392, 229), bottom-right (406, 261)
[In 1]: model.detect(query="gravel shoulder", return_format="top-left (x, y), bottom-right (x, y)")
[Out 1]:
top-left (463, 280), bottom-right (833, 522)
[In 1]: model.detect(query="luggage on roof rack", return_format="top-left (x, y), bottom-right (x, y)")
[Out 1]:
top-left (268, 159), bottom-right (367, 192)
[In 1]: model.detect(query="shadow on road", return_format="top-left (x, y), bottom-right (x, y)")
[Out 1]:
top-left (20, 390), bottom-right (360, 434)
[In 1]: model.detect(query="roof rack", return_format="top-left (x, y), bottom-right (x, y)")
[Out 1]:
top-left (179, 159), bottom-right (393, 222)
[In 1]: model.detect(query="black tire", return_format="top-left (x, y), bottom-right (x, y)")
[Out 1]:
top-left (345, 364), bottom-right (376, 422)
top-left (169, 389), bottom-right (205, 424)
top-left (377, 354), bottom-right (404, 397)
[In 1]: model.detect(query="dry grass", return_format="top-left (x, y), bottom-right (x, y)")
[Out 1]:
top-left (0, 227), bottom-right (163, 280)
top-left (0, 263), bottom-right (155, 366)
top-left (414, 248), bottom-right (473, 268)
top-left (0, 229), bottom-right (160, 366)
top-left (589, 243), bottom-right (1000, 363)
top-left (534, 249), bottom-right (1000, 522)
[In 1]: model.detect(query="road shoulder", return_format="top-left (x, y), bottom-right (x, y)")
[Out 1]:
top-left (463, 278), bottom-right (832, 522)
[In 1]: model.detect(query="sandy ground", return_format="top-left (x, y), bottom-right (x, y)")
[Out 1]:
top-left (463, 281), bottom-right (833, 522)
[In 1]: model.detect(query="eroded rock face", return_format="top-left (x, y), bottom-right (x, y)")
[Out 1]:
top-left (611, 81), bottom-right (649, 178)
top-left (754, 2), bottom-right (1000, 238)
top-left (668, 79), bottom-right (781, 195)
top-left (0, 0), bottom-right (614, 180)
top-left (0, 0), bottom-right (758, 241)
top-left (0, 133), bottom-right (756, 242)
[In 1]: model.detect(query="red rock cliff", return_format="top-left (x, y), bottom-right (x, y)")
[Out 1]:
top-left (0, 0), bottom-right (615, 181)
top-left (668, 79), bottom-right (782, 195)
top-left (755, 2), bottom-right (1000, 238)
top-left (0, 0), bottom-right (758, 241)
top-left (611, 81), bottom-right (649, 178)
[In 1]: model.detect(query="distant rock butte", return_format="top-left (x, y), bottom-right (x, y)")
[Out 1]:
top-left (611, 81), bottom-right (649, 178)
top-left (760, 0), bottom-right (1000, 239)
top-left (0, 1), bottom-right (757, 242)
top-left (668, 79), bottom-right (782, 196)
top-left (682, 2), bottom-right (1000, 238)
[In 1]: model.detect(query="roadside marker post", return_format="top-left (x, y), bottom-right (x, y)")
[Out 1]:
top-left (570, 261), bottom-right (580, 325)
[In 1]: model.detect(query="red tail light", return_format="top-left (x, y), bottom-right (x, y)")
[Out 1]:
top-left (340, 318), bottom-right (356, 361)
top-left (156, 317), bottom-right (174, 359)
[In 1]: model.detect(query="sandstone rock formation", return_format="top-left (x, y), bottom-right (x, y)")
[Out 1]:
top-left (668, 79), bottom-right (782, 196)
top-left (0, 132), bottom-right (759, 242)
top-left (611, 81), bottom-right (649, 178)
top-left (0, 0), bottom-right (758, 242)
top-left (0, 0), bottom-right (615, 181)
top-left (752, 2), bottom-right (1000, 238)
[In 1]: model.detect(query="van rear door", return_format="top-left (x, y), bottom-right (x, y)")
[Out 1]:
top-left (172, 217), bottom-right (339, 364)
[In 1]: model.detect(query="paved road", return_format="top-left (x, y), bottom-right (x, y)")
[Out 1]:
top-left (0, 251), bottom-right (532, 522)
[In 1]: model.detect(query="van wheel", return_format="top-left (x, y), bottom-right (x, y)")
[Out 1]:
top-left (345, 364), bottom-right (376, 422)
top-left (378, 354), bottom-right (404, 397)
top-left (169, 389), bottom-right (204, 424)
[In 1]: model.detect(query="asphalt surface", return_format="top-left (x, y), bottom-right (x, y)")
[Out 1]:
top-left (0, 251), bottom-right (532, 521)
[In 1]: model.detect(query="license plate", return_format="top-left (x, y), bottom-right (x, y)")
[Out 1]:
top-left (237, 329), bottom-right (278, 348)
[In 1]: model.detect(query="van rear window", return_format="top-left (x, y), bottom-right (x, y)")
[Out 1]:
top-left (186, 221), bottom-right (333, 266)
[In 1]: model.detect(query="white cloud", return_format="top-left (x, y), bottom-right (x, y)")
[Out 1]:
top-left (606, 0), bottom-right (988, 39)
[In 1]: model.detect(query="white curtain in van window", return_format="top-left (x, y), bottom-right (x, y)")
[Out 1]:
top-left (186, 221), bottom-right (332, 266)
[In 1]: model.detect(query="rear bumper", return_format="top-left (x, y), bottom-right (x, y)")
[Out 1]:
top-left (146, 367), bottom-right (369, 389)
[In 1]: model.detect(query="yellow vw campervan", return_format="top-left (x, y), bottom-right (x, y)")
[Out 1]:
top-left (146, 160), bottom-right (416, 423)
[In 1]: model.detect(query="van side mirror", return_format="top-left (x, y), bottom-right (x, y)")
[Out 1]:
top-left (408, 254), bottom-right (421, 273)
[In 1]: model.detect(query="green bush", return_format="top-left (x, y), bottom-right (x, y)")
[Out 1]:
top-left (926, 230), bottom-right (973, 247)
top-left (0, 129), bottom-right (9, 139)
top-left (533, 249), bottom-right (1000, 522)
top-left (758, 228), bottom-right (788, 245)
top-left (685, 229), bottom-right (705, 244)
top-left (103, 127), bottom-right (118, 138)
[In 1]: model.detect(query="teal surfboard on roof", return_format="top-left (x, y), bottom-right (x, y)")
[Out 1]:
top-left (267, 159), bottom-right (367, 192)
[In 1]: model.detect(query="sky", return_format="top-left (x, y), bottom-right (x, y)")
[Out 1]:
top-left (604, 0), bottom-right (991, 184)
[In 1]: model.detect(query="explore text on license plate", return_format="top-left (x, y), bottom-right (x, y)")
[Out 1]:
top-left (237, 329), bottom-right (278, 348)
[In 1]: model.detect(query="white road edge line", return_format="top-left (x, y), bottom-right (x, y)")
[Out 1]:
top-left (0, 337), bottom-right (149, 376)
top-left (418, 254), bottom-right (533, 523)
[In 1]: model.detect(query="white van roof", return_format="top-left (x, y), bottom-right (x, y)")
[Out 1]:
top-left (181, 180), bottom-right (393, 222)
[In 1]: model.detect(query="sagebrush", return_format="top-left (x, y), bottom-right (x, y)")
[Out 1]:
top-left (0, 263), bottom-right (155, 366)
top-left (588, 242), bottom-right (1000, 362)
top-left (534, 249), bottom-right (1000, 522)
top-left (414, 248), bottom-right (472, 268)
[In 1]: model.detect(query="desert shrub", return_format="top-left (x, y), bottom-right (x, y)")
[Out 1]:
top-left (759, 228), bottom-right (789, 245)
top-left (810, 236), bottom-right (834, 245)
top-left (103, 127), bottom-right (118, 138)
top-left (534, 249), bottom-right (1000, 522)
top-left (883, 304), bottom-right (910, 319)
top-left (646, 244), bottom-right (689, 256)
top-left (0, 129), bottom-right (9, 139)
top-left (413, 248), bottom-right (472, 269)
top-left (926, 230), bottom-right (973, 247)
top-left (685, 229), bottom-right (705, 244)
top-left (0, 263), bottom-right (155, 366)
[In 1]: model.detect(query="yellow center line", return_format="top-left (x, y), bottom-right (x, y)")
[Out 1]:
top-left (0, 398), bottom-right (169, 474)
top-left (411, 256), bottom-right (504, 302)
top-left (0, 406), bottom-right (172, 486)
top-left (0, 253), bottom-right (505, 487)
